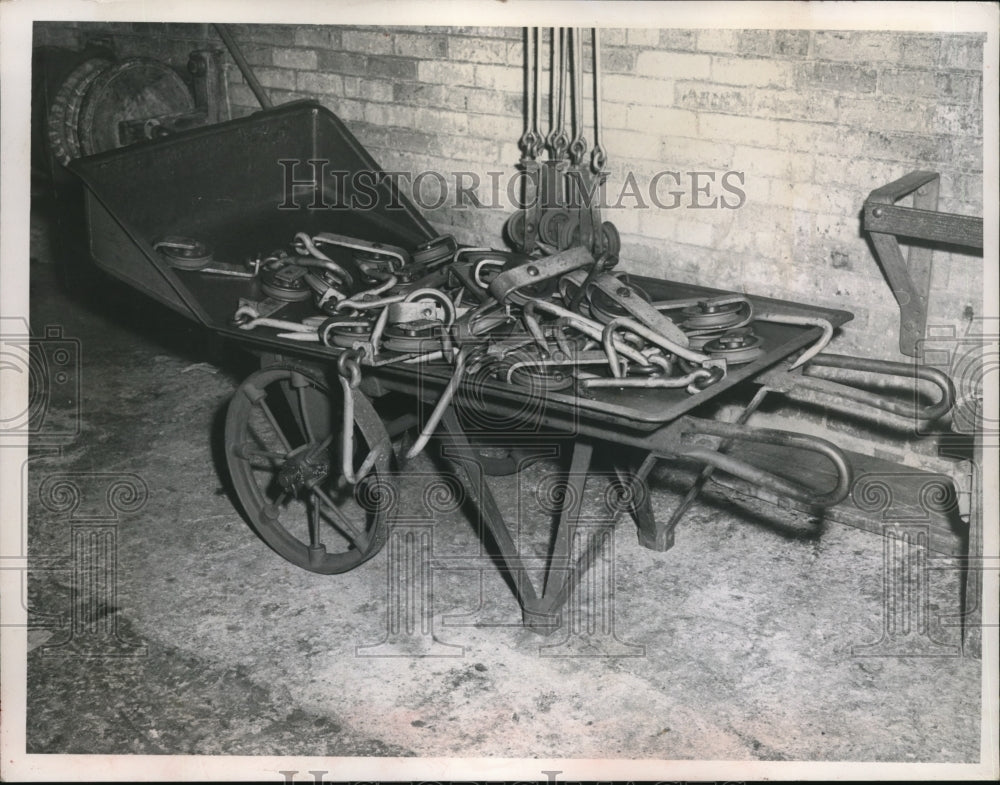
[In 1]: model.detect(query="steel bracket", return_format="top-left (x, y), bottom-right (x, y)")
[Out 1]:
top-left (863, 170), bottom-right (983, 357)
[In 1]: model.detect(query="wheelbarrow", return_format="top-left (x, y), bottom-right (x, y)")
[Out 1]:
top-left (70, 101), bottom-right (963, 633)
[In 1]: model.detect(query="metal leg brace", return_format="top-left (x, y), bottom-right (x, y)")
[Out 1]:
top-left (437, 406), bottom-right (610, 633)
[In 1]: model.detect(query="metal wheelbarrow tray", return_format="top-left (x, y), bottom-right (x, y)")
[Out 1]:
top-left (70, 101), bottom-right (964, 632)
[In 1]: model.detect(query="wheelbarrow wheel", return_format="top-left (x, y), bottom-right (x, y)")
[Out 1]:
top-left (225, 363), bottom-right (395, 574)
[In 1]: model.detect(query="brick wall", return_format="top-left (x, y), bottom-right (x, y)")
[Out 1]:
top-left (34, 22), bottom-right (986, 463)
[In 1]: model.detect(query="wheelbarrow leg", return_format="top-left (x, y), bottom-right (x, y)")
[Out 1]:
top-left (612, 453), bottom-right (669, 550)
top-left (523, 439), bottom-right (595, 632)
top-left (436, 406), bottom-right (542, 614)
top-left (435, 410), bottom-right (611, 635)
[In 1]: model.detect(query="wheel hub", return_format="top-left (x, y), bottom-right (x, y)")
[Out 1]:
top-left (277, 444), bottom-right (330, 495)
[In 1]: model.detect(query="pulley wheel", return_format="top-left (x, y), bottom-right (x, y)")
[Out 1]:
top-left (77, 57), bottom-right (195, 156)
top-left (412, 235), bottom-right (457, 269)
top-left (538, 208), bottom-right (572, 247)
top-left (45, 56), bottom-right (113, 164)
top-left (504, 210), bottom-right (528, 252)
top-left (379, 322), bottom-right (445, 354)
top-left (704, 330), bottom-right (764, 364)
top-left (260, 264), bottom-right (312, 302)
top-left (320, 320), bottom-right (372, 349)
top-left (225, 363), bottom-right (394, 574)
top-left (153, 235), bottom-right (213, 270)
top-left (558, 218), bottom-right (620, 256)
top-left (600, 221), bottom-right (621, 257)
top-left (588, 279), bottom-right (653, 324)
top-left (681, 300), bottom-right (747, 331)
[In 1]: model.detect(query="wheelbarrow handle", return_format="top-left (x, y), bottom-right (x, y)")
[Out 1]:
top-left (804, 352), bottom-right (956, 424)
top-left (677, 418), bottom-right (853, 508)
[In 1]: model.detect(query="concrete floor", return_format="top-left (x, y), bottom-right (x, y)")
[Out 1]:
top-left (20, 204), bottom-right (988, 776)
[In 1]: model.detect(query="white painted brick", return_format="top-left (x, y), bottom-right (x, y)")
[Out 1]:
top-left (474, 64), bottom-right (523, 92)
top-left (394, 32), bottom-right (447, 58)
top-left (602, 75), bottom-right (675, 106)
top-left (448, 37), bottom-right (512, 64)
top-left (320, 97), bottom-right (365, 123)
top-left (696, 29), bottom-right (740, 53)
top-left (635, 51), bottom-right (711, 80)
top-left (297, 72), bottom-right (344, 96)
top-left (499, 142), bottom-right (522, 164)
top-left (294, 27), bottom-right (334, 48)
top-left (342, 29), bottom-right (394, 54)
top-left (764, 179), bottom-right (858, 216)
top-left (638, 210), bottom-right (678, 241)
top-left (417, 60), bottom-right (476, 86)
top-left (813, 31), bottom-right (902, 63)
top-left (356, 79), bottom-right (394, 103)
top-left (699, 113), bottom-right (778, 147)
top-left (602, 129), bottom-right (663, 162)
top-left (412, 107), bottom-right (468, 135)
top-left (466, 113), bottom-right (521, 140)
top-left (662, 137), bottom-right (733, 170)
top-left (599, 29), bottom-right (627, 46)
top-left (732, 145), bottom-right (814, 181)
top-left (363, 103), bottom-right (415, 129)
top-left (837, 96), bottom-right (936, 135)
top-left (272, 47), bottom-right (317, 70)
top-left (627, 28), bottom-right (660, 48)
top-left (711, 56), bottom-right (792, 87)
top-left (776, 120), bottom-right (848, 153)
top-left (626, 106), bottom-right (698, 137)
top-left (601, 204), bottom-right (641, 234)
top-left (254, 67), bottom-right (296, 91)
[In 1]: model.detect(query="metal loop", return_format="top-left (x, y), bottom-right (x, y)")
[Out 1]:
top-left (336, 350), bottom-right (363, 388)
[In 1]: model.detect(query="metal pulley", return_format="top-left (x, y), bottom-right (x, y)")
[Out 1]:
top-left (538, 208), bottom-right (571, 247)
top-left (412, 235), bottom-right (458, 269)
top-left (704, 329), bottom-right (765, 364)
top-left (260, 263), bottom-right (312, 302)
top-left (353, 248), bottom-right (402, 282)
top-left (320, 320), bottom-right (371, 349)
top-left (153, 236), bottom-right (214, 270)
top-left (558, 217), bottom-right (621, 256)
top-left (379, 321), bottom-right (446, 354)
top-left (587, 278), bottom-right (653, 324)
top-left (386, 301), bottom-right (446, 324)
top-left (680, 300), bottom-right (749, 331)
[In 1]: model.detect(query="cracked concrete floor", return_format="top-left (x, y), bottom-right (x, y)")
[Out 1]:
top-left (17, 206), bottom-right (988, 775)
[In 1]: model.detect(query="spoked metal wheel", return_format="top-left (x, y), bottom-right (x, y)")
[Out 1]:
top-left (225, 363), bottom-right (395, 574)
